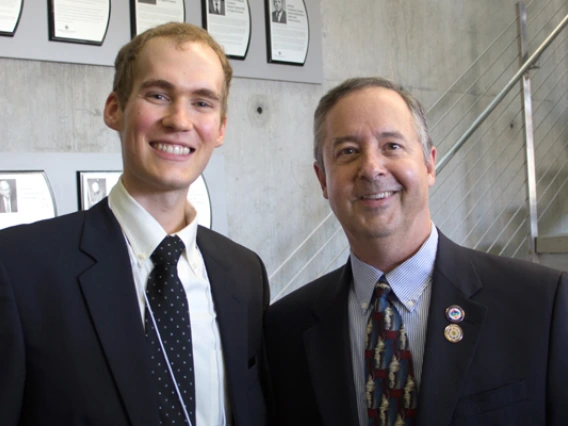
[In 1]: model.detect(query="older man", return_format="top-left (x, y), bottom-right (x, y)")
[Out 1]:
top-left (265, 77), bottom-right (568, 426)
top-left (0, 23), bottom-right (269, 426)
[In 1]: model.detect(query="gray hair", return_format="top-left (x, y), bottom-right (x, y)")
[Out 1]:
top-left (313, 77), bottom-right (432, 170)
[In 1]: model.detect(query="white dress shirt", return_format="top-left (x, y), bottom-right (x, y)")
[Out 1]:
top-left (108, 179), bottom-right (230, 426)
top-left (349, 226), bottom-right (438, 426)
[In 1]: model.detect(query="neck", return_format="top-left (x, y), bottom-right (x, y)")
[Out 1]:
top-left (123, 182), bottom-right (192, 234)
top-left (349, 222), bottom-right (432, 273)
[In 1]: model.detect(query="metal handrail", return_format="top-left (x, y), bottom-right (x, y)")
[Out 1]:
top-left (436, 12), bottom-right (568, 173)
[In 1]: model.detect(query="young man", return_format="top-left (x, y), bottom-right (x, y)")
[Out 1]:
top-left (265, 77), bottom-right (568, 426)
top-left (0, 23), bottom-right (269, 426)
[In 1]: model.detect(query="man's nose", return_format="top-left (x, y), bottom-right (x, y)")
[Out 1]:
top-left (162, 104), bottom-right (193, 131)
top-left (358, 150), bottom-right (387, 181)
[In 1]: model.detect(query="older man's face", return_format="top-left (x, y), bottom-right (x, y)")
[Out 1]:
top-left (0, 181), bottom-right (11, 198)
top-left (274, 0), bottom-right (282, 12)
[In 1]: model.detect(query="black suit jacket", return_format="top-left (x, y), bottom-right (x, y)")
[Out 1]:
top-left (0, 200), bottom-right (269, 425)
top-left (265, 232), bottom-right (568, 426)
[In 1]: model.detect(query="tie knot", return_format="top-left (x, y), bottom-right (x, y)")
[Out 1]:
top-left (375, 275), bottom-right (392, 298)
top-left (151, 235), bottom-right (185, 266)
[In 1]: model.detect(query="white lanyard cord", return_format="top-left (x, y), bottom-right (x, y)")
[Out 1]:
top-left (144, 290), bottom-right (194, 426)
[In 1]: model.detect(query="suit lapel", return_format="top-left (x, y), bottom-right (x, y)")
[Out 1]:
top-left (417, 232), bottom-right (488, 426)
top-left (78, 200), bottom-right (159, 426)
top-left (302, 263), bottom-right (360, 426)
top-left (196, 228), bottom-right (248, 412)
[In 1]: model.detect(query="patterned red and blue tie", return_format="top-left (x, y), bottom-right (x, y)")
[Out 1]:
top-left (365, 276), bottom-right (418, 426)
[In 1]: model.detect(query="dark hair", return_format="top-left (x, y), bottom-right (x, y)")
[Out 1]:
top-left (313, 77), bottom-right (432, 169)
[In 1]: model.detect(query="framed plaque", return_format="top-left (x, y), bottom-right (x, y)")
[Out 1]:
top-left (202, 0), bottom-right (251, 60)
top-left (0, 171), bottom-right (57, 231)
top-left (0, 0), bottom-right (23, 36)
top-left (77, 171), bottom-right (212, 229)
top-left (265, 0), bottom-right (309, 65)
top-left (77, 171), bottom-right (121, 210)
top-left (48, 0), bottom-right (111, 45)
top-left (131, 0), bottom-right (185, 37)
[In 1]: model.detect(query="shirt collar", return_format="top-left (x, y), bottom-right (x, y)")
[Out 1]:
top-left (350, 225), bottom-right (438, 313)
top-left (108, 177), bottom-right (199, 264)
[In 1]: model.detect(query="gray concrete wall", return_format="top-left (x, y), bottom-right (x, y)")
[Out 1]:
top-left (1, 0), bottom-right (566, 300)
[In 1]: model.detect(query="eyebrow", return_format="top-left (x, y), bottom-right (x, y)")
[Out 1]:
top-left (139, 79), bottom-right (221, 101)
top-left (331, 131), bottom-right (406, 147)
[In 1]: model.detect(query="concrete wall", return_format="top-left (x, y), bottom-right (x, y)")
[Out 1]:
top-left (1, 0), bottom-right (566, 299)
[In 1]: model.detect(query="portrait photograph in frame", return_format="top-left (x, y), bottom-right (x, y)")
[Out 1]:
top-left (265, 0), bottom-right (309, 65)
top-left (77, 171), bottom-right (121, 210)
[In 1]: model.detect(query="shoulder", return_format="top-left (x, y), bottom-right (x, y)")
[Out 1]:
top-left (267, 265), bottom-right (347, 322)
top-left (197, 225), bottom-right (262, 265)
top-left (437, 232), bottom-right (565, 299)
top-left (0, 210), bottom-right (87, 249)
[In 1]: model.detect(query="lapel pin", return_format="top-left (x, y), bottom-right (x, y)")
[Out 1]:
top-left (444, 324), bottom-right (463, 343)
top-left (445, 305), bottom-right (465, 323)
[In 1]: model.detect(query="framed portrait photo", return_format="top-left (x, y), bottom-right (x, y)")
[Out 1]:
top-left (77, 171), bottom-right (121, 210)
top-left (265, 0), bottom-right (309, 65)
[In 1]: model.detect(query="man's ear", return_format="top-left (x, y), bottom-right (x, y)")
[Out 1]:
top-left (426, 146), bottom-right (437, 188)
top-left (313, 161), bottom-right (329, 200)
top-left (215, 116), bottom-right (227, 148)
top-left (103, 92), bottom-right (123, 131)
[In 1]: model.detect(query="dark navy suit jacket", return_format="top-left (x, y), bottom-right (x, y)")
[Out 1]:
top-left (265, 231), bottom-right (568, 426)
top-left (0, 199), bottom-right (269, 426)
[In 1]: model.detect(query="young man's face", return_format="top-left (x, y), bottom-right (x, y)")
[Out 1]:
top-left (104, 37), bottom-right (226, 198)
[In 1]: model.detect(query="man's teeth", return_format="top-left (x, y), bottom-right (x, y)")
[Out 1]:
top-left (155, 143), bottom-right (191, 155)
top-left (362, 192), bottom-right (393, 200)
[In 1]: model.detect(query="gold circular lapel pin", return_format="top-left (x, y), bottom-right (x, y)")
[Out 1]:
top-left (444, 324), bottom-right (463, 343)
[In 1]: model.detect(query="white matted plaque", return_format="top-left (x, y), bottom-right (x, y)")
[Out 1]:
top-left (0, 0), bottom-right (23, 36)
top-left (266, 0), bottom-right (309, 65)
top-left (48, 0), bottom-right (111, 45)
top-left (0, 171), bottom-right (57, 230)
top-left (203, 0), bottom-right (251, 59)
top-left (77, 172), bottom-right (212, 229)
top-left (131, 0), bottom-right (185, 37)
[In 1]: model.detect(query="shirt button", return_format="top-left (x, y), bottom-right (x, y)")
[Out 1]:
top-left (408, 300), bottom-right (415, 308)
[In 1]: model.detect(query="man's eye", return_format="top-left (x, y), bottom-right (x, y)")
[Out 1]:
top-left (196, 101), bottom-right (211, 108)
top-left (148, 93), bottom-right (167, 101)
top-left (386, 143), bottom-right (401, 150)
top-left (339, 147), bottom-right (356, 155)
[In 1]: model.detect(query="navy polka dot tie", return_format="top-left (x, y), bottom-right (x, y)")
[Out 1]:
top-left (145, 235), bottom-right (196, 425)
